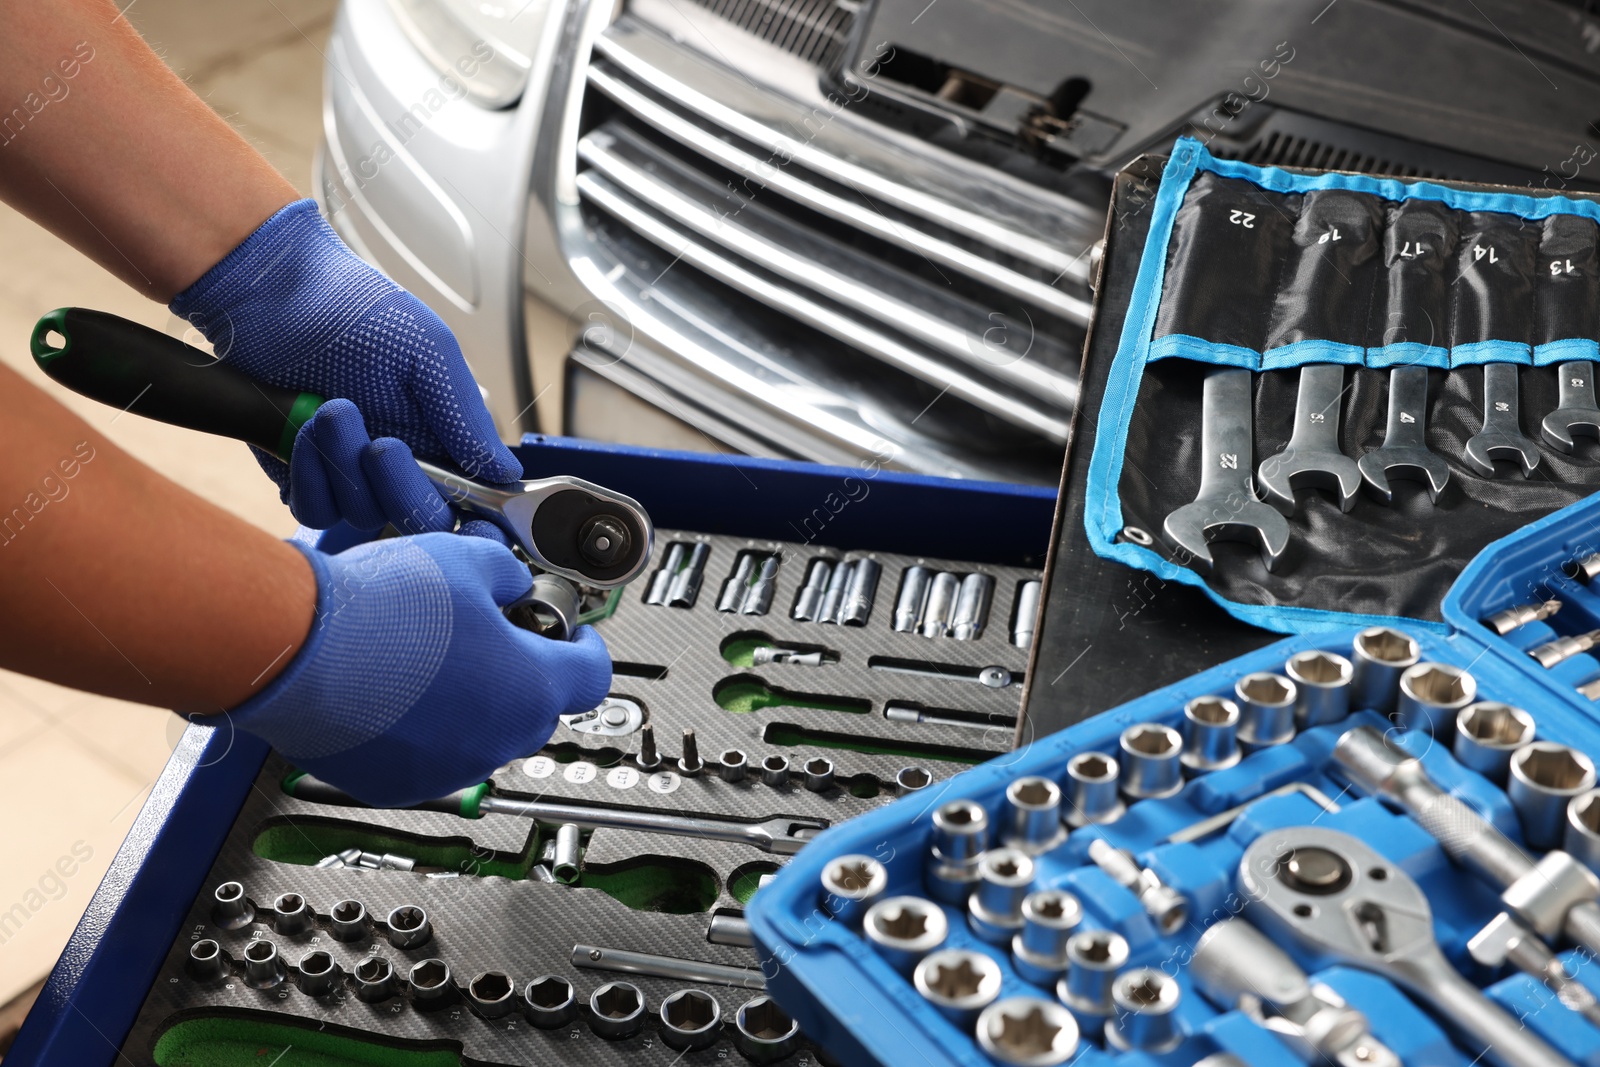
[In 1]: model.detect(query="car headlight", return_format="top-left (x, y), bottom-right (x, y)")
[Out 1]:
top-left (386, 0), bottom-right (557, 108)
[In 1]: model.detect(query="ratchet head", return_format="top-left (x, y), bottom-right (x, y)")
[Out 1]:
top-left (1463, 431), bottom-right (1540, 479)
top-left (1162, 497), bottom-right (1291, 573)
top-left (1358, 447), bottom-right (1450, 504)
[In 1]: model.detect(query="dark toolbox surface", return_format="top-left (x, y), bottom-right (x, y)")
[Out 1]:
top-left (9, 438), bottom-right (1055, 1067)
top-left (751, 490), bottom-right (1600, 1067)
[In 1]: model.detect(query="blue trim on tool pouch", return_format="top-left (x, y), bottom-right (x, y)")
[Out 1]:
top-left (1147, 334), bottom-right (1261, 369)
top-left (1534, 338), bottom-right (1600, 367)
top-left (1366, 342), bottom-right (1451, 370)
top-left (1450, 340), bottom-right (1533, 367)
top-left (1261, 339), bottom-right (1367, 370)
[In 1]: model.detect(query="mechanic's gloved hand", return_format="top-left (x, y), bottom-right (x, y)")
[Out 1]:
top-left (171, 199), bottom-right (521, 530)
top-left (229, 533), bottom-right (610, 807)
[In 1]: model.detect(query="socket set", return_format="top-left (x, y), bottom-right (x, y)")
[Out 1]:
top-left (751, 491), bottom-right (1600, 1067)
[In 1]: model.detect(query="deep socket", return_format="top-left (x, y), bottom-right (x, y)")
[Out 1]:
top-left (921, 572), bottom-right (960, 638)
top-left (407, 959), bottom-right (454, 1010)
top-left (1106, 968), bottom-right (1182, 1053)
top-left (1119, 723), bottom-right (1184, 800)
top-left (1454, 702), bottom-right (1535, 783)
top-left (976, 997), bottom-right (1080, 1065)
top-left (1350, 626), bottom-right (1420, 713)
top-left (951, 572), bottom-right (995, 640)
top-left (645, 542), bottom-right (685, 605)
top-left (1181, 696), bottom-right (1241, 772)
top-left (271, 892), bottom-right (311, 937)
top-left (187, 939), bottom-right (229, 981)
top-left (742, 556), bottom-right (780, 616)
top-left (895, 766), bottom-right (932, 795)
top-left (589, 982), bottom-right (646, 1040)
top-left (1057, 929), bottom-right (1130, 1025)
top-left (719, 552), bottom-right (756, 613)
top-left (1234, 672), bottom-right (1297, 746)
top-left (719, 749), bottom-right (749, 783)
top-left (968, 848), bottom-right (1035, 942)
top-left (328, 899), bottom-right (367, 942)
top-left (895, 566), bottom-right (932, 632)
top-left (1530, 629), bottom-right (1600, 669)
top-left (926, 798), bottom-right (989, 904)
top-left (734, 996), bottom-right (803, 1063)
top-left (1011, 579), bottom-right (1042, 649)
top-left (791, 558), bottom-right (831, 620)
top-left (1485, 598), bottom-right (1562, 636)
top-left (660, 988), bottom-right (723, 1051)
top-left (817, 559), bottom-right (853, 623)
top-left (678, 728), bottom-right (704, 777)
top-left (385, 905), bottom-right (432, 950)
top-left (1011, 889), bottom-right (1082, 985)
top-left (1394, 662), bottom-right (1476, 734)
top-left (352, 955), bottom-right (397, 1002)
top-left (863, 895), bottom-right (948, 972)
top-left (1002, 776), bottom-right (1065, 852)
top-left (523, 975), bottom-right (579, 1029)
top-left (1286, 650), bottom-right (1353, 728)
top-left (211, 881), bottom-right (254, 930)
top-left (242, 938), bottom-right (284, 989)
top-left (819, 854), bottom-right (888, 924)
top-left (913, 948), bottom-right (1002, 1026)
top-left (1063, 751), bottom-right (1125, 827)
top-left (1566, 790), bottom-right (1600, 875)
top-left (667, 542), bottom-right (710, 607)
top-left (761, 754), bottom-right (790, 787)
top-left (1509, 742), bottom-right (1598, 849)
top-left (841, 558), bottom-right (881, 626)
top-left (802, 756), bottom-right (835, 792)
top-left (467, 971), bottom-right (518, 1019)
top-left (552, 823), bottom-right (583, 884)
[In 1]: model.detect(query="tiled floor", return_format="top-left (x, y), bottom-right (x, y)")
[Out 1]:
top-left (0, 0), bottom-right (335, 1007)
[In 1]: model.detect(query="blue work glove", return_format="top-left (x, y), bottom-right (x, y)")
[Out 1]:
top-left (229, 533), bottom-right (610, 807)
top-left (171, 199), bottom-right (521, 531)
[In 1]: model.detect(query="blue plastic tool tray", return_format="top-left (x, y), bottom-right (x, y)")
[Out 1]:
top-left (749, 492), bottom-right (1600, 1067)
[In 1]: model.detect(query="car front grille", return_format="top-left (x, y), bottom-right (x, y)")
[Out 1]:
top-left (680, 0), bottom-right (856, 68)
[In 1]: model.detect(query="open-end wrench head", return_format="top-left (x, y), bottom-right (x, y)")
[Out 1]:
top-left (1357, 448), bottom-right (1450, 504)
top-left (1257, 450), bottom-right (1363, 516)
top-left (1541, 407), bottom-right (1600, 453)
top-left (1162, 498), bottom-right (1291, 573)
top-left (1463, 432), bottom-right (1540, 479)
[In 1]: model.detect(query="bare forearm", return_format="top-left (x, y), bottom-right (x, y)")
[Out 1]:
top-left (0, 365), bottom-right (315, 712)
top-left (0, 0), bottom-right (297, 300)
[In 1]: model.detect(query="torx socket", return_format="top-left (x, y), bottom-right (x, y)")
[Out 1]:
top-left (328, 899), bottom-right (367, 942)
top-left (1350, 626), bottom-right (1420, 713)
top-left (1001, 776), bottom-right (1065, 852)
top-left (802, 756), bottom-right (834, 792)
top-left (1105, 968), bottom-right (1182, 1054)
top-left (1119, 723), bottom-right (1184, 800)
top-left (921, 572), bottom-right (960, 638)
top-left (1181, 696), bottom-right (1241, 772)
top-left (719, 552), bottom-right (756, 613)
top-left (293, 949), bottom-right (339, 997)
top-left (719, 749), bottom-right (749, 784)
top-left (667, 542), bottom-right (710, 607)
top-left (1012, 579), bottom-right (1042, 649)
top-left (1573, 553), bottom-right (1600, 583)
top-left (636, 723), bottom-right (661, 772)
top-left (817, 559), bottom-right (853, 623)
top-left (760, 754), bottom-right (790, 787)
top-left (467, 971), bottom-right (518, 1019)
top-left (589, 981), bottom-right (646, 1040)
top-left (1566, 790), bottom-right (1600, 875)
top-left (895, 766), bottom-right (932, 796)
top-left (926, 798), bottom-right (989, 904)
top-left (1394, 661), bottom-right (1476, 735)
top-left (951, 573), bottom-right (995, 640)
top-left (1063, 751), bottom-right (1125, 827)
top-left (660, 988), bottom-right (723, 1051)
top-left (914, 948), bottom-right (1002, 1027)
top-left (187, 938), bottom-right (229, 981)
top-left (242, 938), bottom-right (285, 989)
top-left (1011, 889), bottom-right (1082, 985)
top-left (678, 728), bottom-right (704, 777)
top-left (791, 558), bottom-right (831, 620)
top-left (819, 854), bottom-right (888, 924)
top-left (646, 543), bottom-right (685, 605)
top-left (211, 880), bottom-right (254, 930)
top-left (385, 905), bottom-right (432, 950)
top-left (1485, 598), bottom-right (1562, 636)
top-left (742, 555), bottom-right (781, 616)
top-left (1454, 702), bottom-right (1536, 783)
top-left (552, 823), bottom-right (582, 884)
top-left (524, 975), bottom-right (579, 1028)
top-left (1234, 672), bottom-right (1297, 746)
top-left (1286, 650), bottom-right (1353, 728)
top-left (407, 959), bottom-right (454, 1010)
top-left (1509, 742), bottom-right (1598, 849)
top-left (734, 996), bottom-right (803, 1063)
top-left (840, 558), bottom-right (881, 627)
top-left (895, 566), bottom-right (932, 632)
top-left (271, 892), bottom-right (311, 937)
top-left (976, 998), bottom-right (1080, 1066)
top-left (1530, 629), bottom-right (1600, 669)
top-left (968, 847), bottom-right (1035, 942)
top-left (1057, 929), bottom-right (1130, 1024)
top-left (864, 895), bottom-right (948, 973)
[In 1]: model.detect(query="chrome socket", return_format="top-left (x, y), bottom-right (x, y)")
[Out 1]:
top-left (1509, 742), bottom-right (1598, 849)
top-left (296, 949), bottom-right (340, 997)
top-left (589, 981), bottom-right (646, 1040)
top-left (926, 798), bottom-right (989, 904)
top-left (721, 552), bottom-right (758, 613)
top-left (660, 988), bottom-right (723, 1051)
top-left (914, 948), bottom-right (1002, 1027)
top-left (819, 854), bottom-right (888, 924)
top-left (385, 904), bottom-right (432, 950)
top-left (894, 566), bottom-right (932, 632)
top-left (1286, 649), bottom-right (1353, 728)
top-left (524, 974), bottom-right (579, 1029)
top-left (241, 938), bottom-right (285, 989)
top-left (1453, 702), bottom-right (1536, 783)
top-left (328, 899), bottom-right (368, 942)
top-left (552, 823), bottom-right (583, 884)
top-left (1566, 790), bottom-right (1600, 875)
top-left (720, 749), bottom-right (749, 784)
top-left (790, 558), bottom-right (828, 620)
top-left (667, 542), bottom-right (710, 607)
top-left (802, 756), bottom-right (835, 792)
top-left (407, 959), bottom-right (455, 1010)
top-left (1086, 839), bottom-right (1186, 934)
top-left (315, 847), bottom-right (363, 869)
top-left (968, 848), bottom-right (1035, 942)
top-left (951, 573), bottom-right (995, 640)
top-left (1485, 598), bottom-right (1562, 636)
top-left (467, 970), bottom-right (518, 1019)
top-left (1063, 752), bottom-right (1124, 827)
top-left (1010, 889), bottom-right (1082, 985)
top-left (1119, 723), bottom-right (1184, 800)
top-left (271, 892), bottom-right (311, 937)
top-left (1012, 580), bottom-right (1042, 649)
top-left (352, 955), bottom-right (397, 1002)
top-left (921, 572), bottom-right (960, 638)
top-left (211, 880), bottom-right (254, 930)
top-left (976, 998), bottom-right (1080, 1066)
top-left (187, 938), bottom-right (229, 981)
top-left (1181, 696), bottom-right (1241, 772)
top-left (707, 914), bottom-right (754, 948)
top-left (760, 754), bottom-right (790, 787)
top-left (1235, 672), bottom-right (1297, 746)
top-left (1105, 968), bottom-right (1182, 1054)
top-left (1057, 929), bottom-right (1130, 1030)
top-left (733, 996), bottom-right (803, 1063)
top-left (646, 543), bottom-right (685, 605)
top-left (895, 766), bottom-right (932, 796)
top-left (818, 559), bottom-right (853, 623)
top-left (743, 556), bottom-right (780, 616)
top-left (1530, 629), bottom-right (1600, 669)
top-left (841, 558), bottom-right (881, 626)
top-left (1394, 662), bottom-right (1476, 735)
top-left (1574, 553), bottom-right (1600, 583)
top-left (678, 728), bottom-right (704, 777)
top-left (1002, 776), bottom-right (1066, 852)
top-left (1350, 627), bottom-right (1420, 713)
top-left (863, 895), bottom-right (948, 973)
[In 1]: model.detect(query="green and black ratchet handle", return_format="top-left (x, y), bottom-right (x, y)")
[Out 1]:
top-left (31, 308), bottom-right (653, 588)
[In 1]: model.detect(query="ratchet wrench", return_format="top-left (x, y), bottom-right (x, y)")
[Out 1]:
top-left (31, 308), bottom-right (653, 587)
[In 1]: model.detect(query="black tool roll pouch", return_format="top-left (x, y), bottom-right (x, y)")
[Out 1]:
top-left (1088, 138), bottom-right (1600, 634)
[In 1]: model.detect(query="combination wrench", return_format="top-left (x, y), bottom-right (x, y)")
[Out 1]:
top-left (1163, 368), bottom-right (1290, 572)
top-left (1541, 360), bottom-right (1600, 454)
top-left (1465, 363), bottom-right (1540, 478)
top-left (1257, 364), bottom-right (1362, 515)
top-left (1359, 366), bottom-right (1450, 503)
